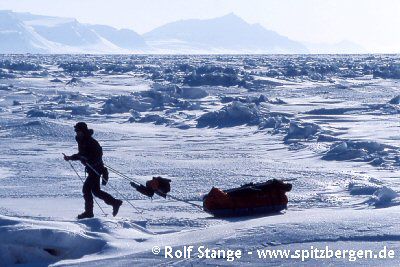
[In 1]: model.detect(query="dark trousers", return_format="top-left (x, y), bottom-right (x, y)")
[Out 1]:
top-left (83, 168), bottom-right (117, 213)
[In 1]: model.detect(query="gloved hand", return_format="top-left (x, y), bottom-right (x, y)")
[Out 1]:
top-left (79, 156), bottom-right (87, 165)
top-left (63, 154), bottom-right (71, 161)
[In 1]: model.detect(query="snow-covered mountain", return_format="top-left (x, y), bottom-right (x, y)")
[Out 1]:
top-left (88, 25), bottom-right (147, 50)
top-left (143, 13), bottom-right (308, 54)
top-left (0, 10), bottom-right (147, 54)
top-left (1, 10), bottom-right (367, 54)
top-left (0, 10), bottom-right (50, 53)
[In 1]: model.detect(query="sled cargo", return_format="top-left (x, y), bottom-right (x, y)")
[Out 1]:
top-left (203, 179), bottom-right (292, 217)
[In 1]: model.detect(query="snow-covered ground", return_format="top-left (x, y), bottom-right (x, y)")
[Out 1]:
top-left (0, 54), bottom-right (400, 266)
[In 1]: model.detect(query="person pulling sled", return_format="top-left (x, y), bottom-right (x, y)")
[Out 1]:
top-left (64, 122), bottom-right (123, 219)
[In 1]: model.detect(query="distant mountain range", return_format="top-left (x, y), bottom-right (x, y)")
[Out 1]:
top-left (0, 10), bottom-right (364, 54)
top-left (0, 10), bottom-right (147, 54)
top-left (143, 13), bottom-right (307, 54)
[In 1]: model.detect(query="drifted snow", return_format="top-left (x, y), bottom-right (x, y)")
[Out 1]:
top-left (322, 140), bottom-right (397, 167)
top-left (197, 101), bottom-right (262, 127)
top-left (389, 95), bottom-right (400, 105)
top-left (284, 121), bottom-right (320, 141)
top-left (368, 187), bottom-right (398, 206)
top-left (2, 205), bottom-right (400, 266)
top-left (348, 180), bottom-right (382, 196)
top-left (0, 215), bottom-right (106, 266)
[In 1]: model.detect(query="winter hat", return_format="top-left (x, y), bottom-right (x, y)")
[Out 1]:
top-left (74, 122), bottom-right (88, 131)
top-left (74, 122), bottom-right (93, 135)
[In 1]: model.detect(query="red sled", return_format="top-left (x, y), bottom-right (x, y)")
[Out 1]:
top-left (203, 179), bottom-right (292, 217)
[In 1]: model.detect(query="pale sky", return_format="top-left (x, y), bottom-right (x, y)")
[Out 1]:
top-left (1, 0), bottom-right (399, 52)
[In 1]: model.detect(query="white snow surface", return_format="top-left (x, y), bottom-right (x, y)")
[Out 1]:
top-left (0, 54), bottom-right (400, 266)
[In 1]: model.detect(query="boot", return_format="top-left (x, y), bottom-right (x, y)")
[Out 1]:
top-left (77, 211), bottom-right (94, 220)
top-left (112, 200), bottom-right (123, 217)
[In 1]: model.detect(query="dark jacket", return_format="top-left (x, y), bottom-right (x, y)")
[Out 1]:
top-left (70, 130), bottom-right (103, 167)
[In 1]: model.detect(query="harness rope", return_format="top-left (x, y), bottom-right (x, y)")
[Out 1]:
top-left (85, 163), bottom-right (144, 215)
top-left (104, 164), bottom-right (204, 210)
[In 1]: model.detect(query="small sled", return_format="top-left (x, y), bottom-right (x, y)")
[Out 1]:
top-left (130, 176), bottom-right (171, 198)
